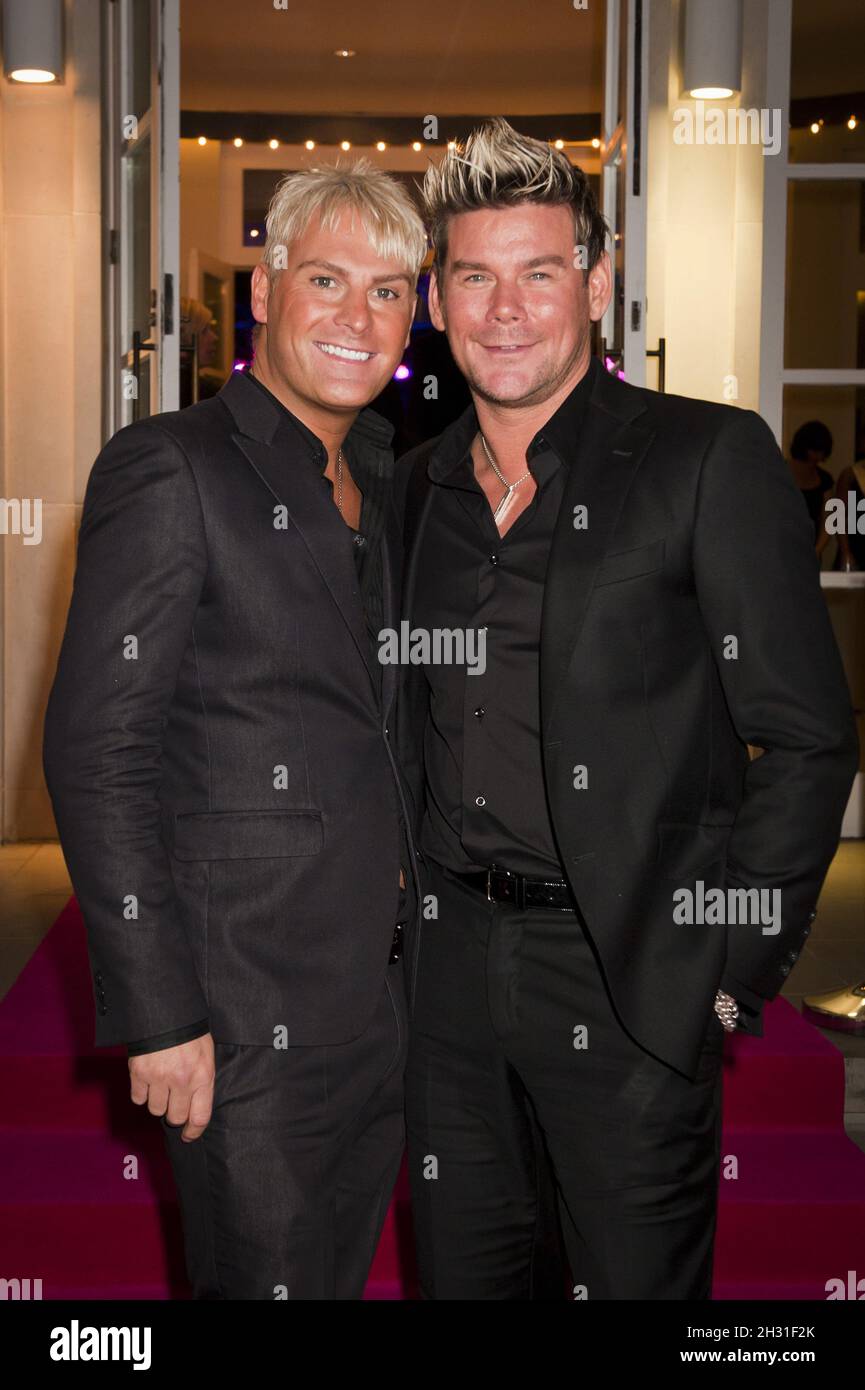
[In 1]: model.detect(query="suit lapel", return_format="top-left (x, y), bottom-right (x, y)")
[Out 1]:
top-left (235, 433), bottom-right (378, 693)
top-left (539, 370), bottom-right (656, 737)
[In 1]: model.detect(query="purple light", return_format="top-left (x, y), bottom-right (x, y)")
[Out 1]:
top-left (233, 359), bottom-right (249, 373)
top-left (394, 363), bottom-right (411, 381)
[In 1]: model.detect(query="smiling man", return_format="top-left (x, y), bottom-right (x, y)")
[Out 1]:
top-left (394, 119), bottom-right (857, 1300)
top-left (43, 162), bottom-right (427, 1299)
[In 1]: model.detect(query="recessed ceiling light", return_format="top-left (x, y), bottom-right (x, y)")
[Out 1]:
top-left (334, 49), bottom-right (356, 59)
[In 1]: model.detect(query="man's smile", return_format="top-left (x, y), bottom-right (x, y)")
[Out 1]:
top-left (314, 340), bottom-right (377, 363)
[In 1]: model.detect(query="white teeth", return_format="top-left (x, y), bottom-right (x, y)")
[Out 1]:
top-left (317, 342), bottom-right (372, 361)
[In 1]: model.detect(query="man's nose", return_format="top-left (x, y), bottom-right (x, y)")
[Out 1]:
top-left (487, 283), bottom-right (526, 322)
top-left (335, 289), bottom-right (373, 334)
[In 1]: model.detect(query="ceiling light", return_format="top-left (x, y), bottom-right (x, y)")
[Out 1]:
top-left (269, 139), bottom-right (279, 150)
top-left (810, 122), bottom-right (820, 134)
top-left (848, 116), bottom-right (858, 130)
top-left (376, 141), bottom-right (387, 151)
top-left (334, 49), bottom-right (356, 58)
top-left (233, 138), bottom-right (243, 148)
top-left (305, 139), bottom-right (316, 150)
top-left (2, 0), bottom-right (64, 83)
top-left (683, 0), bottom-right (742, 99)
top-left (412, 141), bottom-right (422, 152)
top-left (554, 139), bottom-right (565, 150)
top-left (340, 140), bottom-right (351, 151)
top-left (198, 136), bottom-right (207, 146)
top-left (591, 137), bottom-right (601, 148)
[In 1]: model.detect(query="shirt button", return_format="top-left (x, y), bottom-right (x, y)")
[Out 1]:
top-left (474, 707), bottom-right (485, 719)
top-left (475, 795), bottom-right (486, 806)
top-left (489, 553), bottom-right (499, 565)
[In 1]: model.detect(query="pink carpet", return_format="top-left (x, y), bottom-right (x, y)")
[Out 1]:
top-left (1, 898), bottom-right (864, 1299)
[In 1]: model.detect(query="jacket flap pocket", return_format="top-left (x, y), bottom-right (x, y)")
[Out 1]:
top-left (168, 809), bottom-right (323, 860)
top-left (656, 821), bottom-right (733, 879)
top-left (594, 538), bottom-right (665, 588)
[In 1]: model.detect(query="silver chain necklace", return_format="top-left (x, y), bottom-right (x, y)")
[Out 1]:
top-left (336, 446), bottom-right (344, 517)
top-left (479, 433), bottom-right (532, 521)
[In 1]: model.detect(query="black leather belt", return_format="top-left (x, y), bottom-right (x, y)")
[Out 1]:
top-left (447, 864), bottom-right (576, 912)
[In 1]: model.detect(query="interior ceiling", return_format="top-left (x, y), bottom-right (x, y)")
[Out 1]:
top-left (179, 0), bottom-right (606, 115)
top-left (180, 0), bottom-right (863, 119)
top-left (790, 0), bottom-right (865, 98)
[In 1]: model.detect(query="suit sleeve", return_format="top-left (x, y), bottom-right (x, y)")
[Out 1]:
top-left (692, 407), bottom-right (858, 1005)
top-left (43, 421), bottom-right (211, 1047)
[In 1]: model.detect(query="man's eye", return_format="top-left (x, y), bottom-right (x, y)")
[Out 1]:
top-left (528, 271), bottom-right (551, 280)
top-left (312, 276), bottom-right (336, 288)
top-left (375, 287), bottom-right (399, 300)
top-left (464, 274), bottom-right (487, 283)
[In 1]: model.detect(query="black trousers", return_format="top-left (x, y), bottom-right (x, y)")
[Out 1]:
top-left (405, 860), bottom-right (725, 1300)
top-left (161, 953), bottom-right (408, 1300)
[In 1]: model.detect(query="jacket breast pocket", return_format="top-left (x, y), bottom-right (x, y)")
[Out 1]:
top-left (594, 538), bottom-right (665, 588)
top-left (167, 809), bottom-right (323, 860)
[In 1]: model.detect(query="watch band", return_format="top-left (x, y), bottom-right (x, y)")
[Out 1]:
top-left (714, 988), bottom-right (739, 1032)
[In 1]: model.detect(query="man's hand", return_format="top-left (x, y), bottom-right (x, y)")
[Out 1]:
top-left (129, 1033), bottom-right (215, 1142)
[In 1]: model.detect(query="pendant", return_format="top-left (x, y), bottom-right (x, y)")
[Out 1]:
top-left (493, 485), bottom-right (513, 521)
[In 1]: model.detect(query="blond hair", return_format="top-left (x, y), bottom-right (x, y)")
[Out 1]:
top-left (262, 159), bottom-right (428, 282)
top-left (422, 117), bottom-right (608, 280)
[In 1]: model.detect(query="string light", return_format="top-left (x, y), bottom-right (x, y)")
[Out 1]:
top-left (376, 141), bottom-right (387, 151)
top-left (849, 116), bottom-right (858, 130)
top-left (591, 137), bottom-right (601, 148)
top-left (269, 138), bottom-right (279, 150)
top-left (340, 140), bottom-right (351, 151)
top-left (233, 137), bottom-right (243, 148)
top-left (810, 122), bottom-right (820, 134)
top-left (554, 139), bottom-right (564, 149)
top-left (305, 139), bottom-right (315, 150)
top-left (411, 141), bottom-right (422, 152)
top-left (197, 136), bottom-right (207, 146)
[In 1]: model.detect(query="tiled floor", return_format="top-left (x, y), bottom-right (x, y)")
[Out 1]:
top-left (1, 838), bottom-right (863, 1140)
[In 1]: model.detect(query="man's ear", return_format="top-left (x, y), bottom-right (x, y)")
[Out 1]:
top-left (250, 263), bottom-right (270, 325)
top-left (428, 268), bottom-right (446, 332)
top-left (587, 250), bottom-right (613, 324)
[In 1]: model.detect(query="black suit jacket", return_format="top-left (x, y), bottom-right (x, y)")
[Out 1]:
top-left (394, 359), bottom-right (858, 1078)
top-left (43, 370), bottom-right (418, 1049)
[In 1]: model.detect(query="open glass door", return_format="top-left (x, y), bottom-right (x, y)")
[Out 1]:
top-left (599, 0), bottom-right (650, 386)
top-left (105, 0), bottom-right (180, 430)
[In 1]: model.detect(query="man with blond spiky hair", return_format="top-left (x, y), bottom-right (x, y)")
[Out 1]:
top-left (44, 161), bottom-right (428, 1299)
top-left (395, 118), bottom-right (857, 1299)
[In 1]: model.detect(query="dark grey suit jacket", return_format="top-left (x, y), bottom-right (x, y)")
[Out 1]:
top-left (44, 370), bottom-right (418, 1049)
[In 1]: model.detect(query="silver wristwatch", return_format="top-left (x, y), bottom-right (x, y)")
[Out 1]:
top-left (714, 988), bottom-right (739, 1032)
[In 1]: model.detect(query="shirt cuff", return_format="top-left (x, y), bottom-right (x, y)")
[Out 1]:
top-left (126, 1019), bottom-right (210, 1056)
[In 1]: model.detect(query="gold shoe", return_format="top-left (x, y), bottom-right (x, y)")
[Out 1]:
top-left (803, 981), bottom-right (865, 1034)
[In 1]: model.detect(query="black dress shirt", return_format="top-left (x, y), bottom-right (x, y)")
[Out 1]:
top-left (127, 369), bottom-right (410, 1057)
top-left (414, 361), bottom-right (595, 878)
